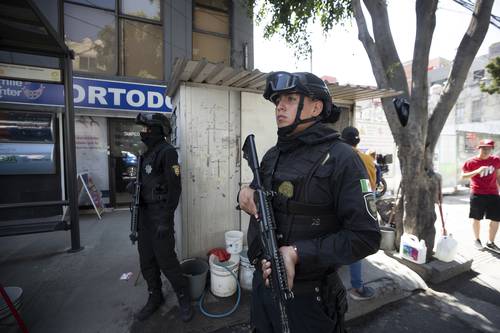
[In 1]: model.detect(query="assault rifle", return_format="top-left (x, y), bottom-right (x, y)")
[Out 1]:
top-left (129, 155), bottom-right (142, 245)
top-left (242, 134), bottom-right (293, 333)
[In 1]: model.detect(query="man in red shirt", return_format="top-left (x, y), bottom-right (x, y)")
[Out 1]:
top-left (462, 139), bottom-right (500, 252)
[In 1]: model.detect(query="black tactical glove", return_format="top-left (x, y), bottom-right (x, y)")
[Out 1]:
top-left (155, 224), bottom-right (169, 239)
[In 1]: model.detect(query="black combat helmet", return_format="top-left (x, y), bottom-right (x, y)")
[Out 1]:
top-left (263, 71), bottom-right (340, 123)
top-left (136, 112), bottom-right (172, 137)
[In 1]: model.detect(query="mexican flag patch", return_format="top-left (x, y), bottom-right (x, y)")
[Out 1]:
top-left (360, 179), bottom-right (371, 193)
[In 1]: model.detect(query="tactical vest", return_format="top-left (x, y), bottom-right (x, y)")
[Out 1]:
top-left (140, 142), bottom-right (171, 204)
top-left (261, 139), bottom-right (341, 247)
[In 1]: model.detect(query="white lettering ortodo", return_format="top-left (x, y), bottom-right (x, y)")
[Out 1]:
top-left (72, 84), bottom-right (171, 109)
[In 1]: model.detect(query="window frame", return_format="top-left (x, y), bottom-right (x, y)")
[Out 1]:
top-left (470, 99), bottom-right (482, 123)
top-left (192, 0), bottom-right (232, 65)
top-left (455, 102), bottom-right (465, 123)
top-left (63, 0), bottom-right (164, 80)
top-left (472, 69), bottom-right (485, 83)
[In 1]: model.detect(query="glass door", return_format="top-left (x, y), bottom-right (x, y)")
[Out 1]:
top-left (108, 118), bottom-right (143, 206)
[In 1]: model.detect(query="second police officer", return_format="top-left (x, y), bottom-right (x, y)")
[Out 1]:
top-left (238, 72), bottom-right (381, 332)
top-left (133, 113), bottom-right (193, 322)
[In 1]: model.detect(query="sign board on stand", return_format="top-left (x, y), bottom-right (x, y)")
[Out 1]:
top-left (77, 172), bottom-right (104, 219)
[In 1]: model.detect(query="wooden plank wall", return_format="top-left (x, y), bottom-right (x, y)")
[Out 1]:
top-left (177, 85), bottom-right (241, 259)
top-left (240, 92), bottom-right (277, 245)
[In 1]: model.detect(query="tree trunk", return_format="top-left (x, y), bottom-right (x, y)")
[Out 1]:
top-left (353, 0), bottom-right (493, 259)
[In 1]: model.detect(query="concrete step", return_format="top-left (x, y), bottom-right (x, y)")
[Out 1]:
top-left (386, 251), bottom-right (473, 284)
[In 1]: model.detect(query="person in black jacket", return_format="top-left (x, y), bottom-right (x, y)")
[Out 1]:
top-left (238, 72), bottom-right (381, 332)
top-left (133, 113), bottom-right (192, 322)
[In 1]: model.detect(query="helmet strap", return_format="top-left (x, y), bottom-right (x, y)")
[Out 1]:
top-left (277, 95), bottom-right (321, 138)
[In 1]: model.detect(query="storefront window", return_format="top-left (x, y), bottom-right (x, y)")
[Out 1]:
top-left (193, 1), bottom-right (231, 65)
top-left (64, 0), bottom-right (163, 80)
top-left (122, 0), bottom-right (161, 21)
top-left (64, 3), bottom-right (117, 75)
top-left (122, 19), bottom-right (163, 79)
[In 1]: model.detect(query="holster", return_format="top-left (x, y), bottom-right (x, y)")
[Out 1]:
top-left (321, 272), bottom-right (348, 333)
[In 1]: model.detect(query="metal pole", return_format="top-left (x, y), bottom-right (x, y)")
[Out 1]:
top-left (63, 51), bottom-right (83, 253)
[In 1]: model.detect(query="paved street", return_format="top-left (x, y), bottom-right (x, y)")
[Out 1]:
top-left (1, 191), bottom-right (499, 333)
top-left (213, 191), bottom-right (500, 333)
top-left (345, 192), bottom-right (500, 333)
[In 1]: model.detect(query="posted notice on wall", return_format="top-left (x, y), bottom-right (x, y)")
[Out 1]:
top-left (78, 172), bottom-right (104, 219)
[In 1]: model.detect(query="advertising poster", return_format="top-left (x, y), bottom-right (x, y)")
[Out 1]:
top-left (75, 116), bottom-right (109, 204)
top-left (78, 172), bottom-right (104, 219)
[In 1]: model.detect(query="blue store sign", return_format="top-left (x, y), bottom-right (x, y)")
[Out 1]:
top-left (0, 77), bottom-right (172, 113)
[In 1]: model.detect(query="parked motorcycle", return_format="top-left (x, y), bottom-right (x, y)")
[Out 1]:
top-left (375, 154), bottom-right (393, 198)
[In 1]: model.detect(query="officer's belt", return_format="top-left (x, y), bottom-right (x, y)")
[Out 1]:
top-left (273, 196), bottom-right (335, 216)
top-left (292, 279), bottom-right (323, 296)
top-left (292, 271), bottom-right (343, 296)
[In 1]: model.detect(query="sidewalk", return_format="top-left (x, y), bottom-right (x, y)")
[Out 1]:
top-left (0, 210), bottom-right (426, 333)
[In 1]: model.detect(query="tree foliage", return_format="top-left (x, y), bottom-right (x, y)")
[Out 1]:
top-left (480, 56), bottom-right (500, 94)
top-left (249, 0), bottom-right (352, 58)
top-left (250, 0), bottom-right (494, 254)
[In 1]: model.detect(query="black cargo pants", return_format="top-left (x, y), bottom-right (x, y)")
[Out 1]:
top-left (250, 271), bottom-right (346, 333)
top-left (138, 204), bottom-right (187, 294)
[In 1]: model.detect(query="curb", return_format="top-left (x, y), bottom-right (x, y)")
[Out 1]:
top-left (386, 251), bottom-right (473, 284)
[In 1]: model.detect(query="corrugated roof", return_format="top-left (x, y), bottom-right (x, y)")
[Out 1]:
top-left (167, 58), bottom-right (402, 103)
top-left (329, 83), bottom-right (401, 101)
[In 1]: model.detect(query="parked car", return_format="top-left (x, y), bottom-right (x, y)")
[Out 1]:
top-left (121, 151), bottom-right (137, 180)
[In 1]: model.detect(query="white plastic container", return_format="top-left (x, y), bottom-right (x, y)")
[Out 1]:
top-left (209, 253), bottom-right (240, 297)
top-left (435, 234), bottom-right (458, 262)
top-left (239, 249), bottom-right (255, 291)
top-left (399, 233), bottom-right (427, 264)
top-left (225, 230), bottom-right (244, 254)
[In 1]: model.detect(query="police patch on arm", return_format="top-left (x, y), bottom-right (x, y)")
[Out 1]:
top-left (363, 193), bottom-right (377, 221)
top-left (172, 164), bottom-right (180, 176)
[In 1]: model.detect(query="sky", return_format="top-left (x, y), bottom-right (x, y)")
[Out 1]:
top-left (253, 0), bottom-right (500, 86)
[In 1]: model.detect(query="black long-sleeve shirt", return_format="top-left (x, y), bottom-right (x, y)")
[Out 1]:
top-left (246, 123), bottom-right (380, 276)
top-left (140, 141), bottom-right (181, 218)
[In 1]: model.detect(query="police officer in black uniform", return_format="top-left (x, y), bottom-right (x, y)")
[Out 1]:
top-left (238, 72), bottom-right (381, 332)
top-left (133, 113), bottom-right (193, 322)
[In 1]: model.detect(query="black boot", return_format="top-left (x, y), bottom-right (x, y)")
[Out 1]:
top-left (136, 291), bottom-right (165, 321)
top-left (176, 289), bottom-right (193, 322)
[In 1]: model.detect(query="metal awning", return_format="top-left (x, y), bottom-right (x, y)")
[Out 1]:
top-left (0, 0), bottom-right (81, 251)
top-left (167, 58), bottom-right (402, 104)
top-left (0, 0), bottom-right (71, 58)
top-left (328, 83), bottom-right (401, 102)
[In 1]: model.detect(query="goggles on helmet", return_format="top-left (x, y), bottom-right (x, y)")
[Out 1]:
top-left (263, 72), bottom-right (306, 103)
top-left (135, 112), bottom-right (171, 136)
